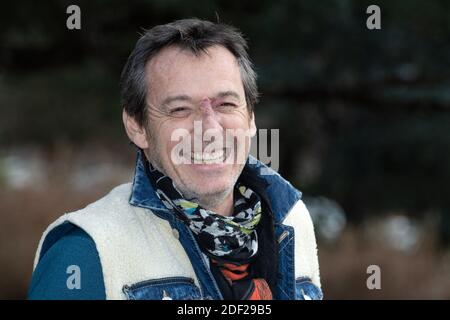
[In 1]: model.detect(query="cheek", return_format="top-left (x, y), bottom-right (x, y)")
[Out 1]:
top-left (222, 113), bottom-right (252, 130)
top-left (147, 124), bottom-right (172, 157)
top-left (163, 131), bottom-right (177, 157)
top-left (161, 124), bottom-right (191, 162)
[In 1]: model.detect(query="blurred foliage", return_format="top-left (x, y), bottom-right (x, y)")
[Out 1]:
top-left (1, 1), bottom-right (450, 241)
top-left (0, 159), bottom-right (5, 187)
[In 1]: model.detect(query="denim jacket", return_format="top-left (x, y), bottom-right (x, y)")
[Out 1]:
top-left (124, 152), bottom-right (322, 300)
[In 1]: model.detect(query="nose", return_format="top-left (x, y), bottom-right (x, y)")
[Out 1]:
top-left (192, 98), bottom-right (223, 150)
top-left (196, 98), bottom-right (222, 131)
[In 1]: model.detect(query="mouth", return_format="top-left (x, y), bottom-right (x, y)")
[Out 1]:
top-left (190, 148), bottom-right (230, 165)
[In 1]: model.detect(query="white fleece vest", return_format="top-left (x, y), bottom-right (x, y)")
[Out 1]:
top-left (33, 183), bottom-right (321, 300)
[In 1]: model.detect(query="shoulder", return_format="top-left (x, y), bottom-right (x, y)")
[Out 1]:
top-left (243, 156), bottom-right (302, 222)
top-left (282, 199), bottom-right (313, 230)
top-left (28, 223), bottom-right (106, 300)
top-left (283, 199), bottom-right (321, 288)
top-left (32, 183), bottom-right (134, 270)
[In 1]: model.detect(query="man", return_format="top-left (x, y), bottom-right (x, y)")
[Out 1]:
top-left (28, 18), bottom-right (322, 300)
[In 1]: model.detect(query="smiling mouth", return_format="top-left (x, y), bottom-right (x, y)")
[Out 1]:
top-left (188, 148), bottom-right (230, 165)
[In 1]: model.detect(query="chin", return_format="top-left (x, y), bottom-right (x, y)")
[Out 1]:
top-left (187, 178), bottom-right (234, 197)
top-left (197, 181), bottom-right (231, 195)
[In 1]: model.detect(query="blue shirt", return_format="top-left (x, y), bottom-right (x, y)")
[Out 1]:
top-left (28, 223), bottom-right (105, 299)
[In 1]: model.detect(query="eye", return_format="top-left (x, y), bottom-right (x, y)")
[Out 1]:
top-left (216, 102), bottom-right (237, 110)
top-left (169, 106), bottom-right (191, 117)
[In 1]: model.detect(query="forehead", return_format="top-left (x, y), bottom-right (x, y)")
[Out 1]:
top-left (145, 45), bottom-right (244, 103)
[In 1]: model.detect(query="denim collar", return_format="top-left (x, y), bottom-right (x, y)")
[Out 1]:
top-left (128, 150), bottom-right (301, 224)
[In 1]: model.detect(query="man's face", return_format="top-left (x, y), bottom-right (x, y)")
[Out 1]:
top-left (143, 45), bottom-right (255, 203)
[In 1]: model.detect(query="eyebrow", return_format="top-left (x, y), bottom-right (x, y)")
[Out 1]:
top-left (161, 91), bottom-right (242, 107)
top-left (215, 91), bottom-right (241, 101)
top-left (161, 95), bottom-right (193, 107)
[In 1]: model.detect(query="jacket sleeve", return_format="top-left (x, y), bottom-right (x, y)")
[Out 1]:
top-left (28, 224), bottom-right (106, 300)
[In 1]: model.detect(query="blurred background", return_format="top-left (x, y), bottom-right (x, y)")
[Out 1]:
top-left (1, 0), bottom-right (450, 299)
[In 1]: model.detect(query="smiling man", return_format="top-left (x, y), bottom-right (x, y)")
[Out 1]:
top-left (29, 19), bottom-right (322, 300)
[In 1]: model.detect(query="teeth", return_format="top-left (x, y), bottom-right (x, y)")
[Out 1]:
top-left (191, 149), bottom-right (225, 164)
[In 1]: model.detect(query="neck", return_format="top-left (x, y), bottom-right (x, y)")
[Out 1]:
top-left (196, 190), bottom-right (234, 217)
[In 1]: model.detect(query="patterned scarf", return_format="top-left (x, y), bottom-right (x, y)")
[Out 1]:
top-left (144, 158), bottom-right (273, 300)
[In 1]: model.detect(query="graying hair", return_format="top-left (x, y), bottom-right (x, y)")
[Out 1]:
top-left (120, 18), bottom-right (259, 127)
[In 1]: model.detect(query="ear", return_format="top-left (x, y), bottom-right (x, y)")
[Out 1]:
top-left (122, 109), bottom-right (149, 149)
top-left (249, 111), bottom-right (257, 137)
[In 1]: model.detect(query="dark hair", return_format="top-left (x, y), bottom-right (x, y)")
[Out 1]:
top-left (120, 18), bottom-right (259, 127)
